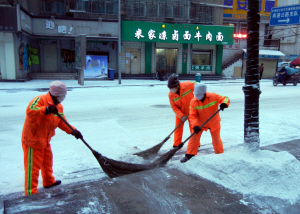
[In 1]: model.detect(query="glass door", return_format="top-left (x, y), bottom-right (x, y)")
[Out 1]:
top-left (156, 48), bottom-right (177, 73)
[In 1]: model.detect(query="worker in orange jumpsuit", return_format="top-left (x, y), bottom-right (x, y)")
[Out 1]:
top-left (180, 83), bottom-right (230, 163)
top-left (168, 74), bottom-right (195, 147)
top-left (21, 81), bottom-right (83, 196)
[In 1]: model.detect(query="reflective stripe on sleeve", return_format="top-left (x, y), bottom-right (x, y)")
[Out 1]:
top-left (223, 96), bottom-right (229, 104)
top-left (194, 101), bottom-right (217, 110)
top-left (29, 98), bottom-right (40, 110)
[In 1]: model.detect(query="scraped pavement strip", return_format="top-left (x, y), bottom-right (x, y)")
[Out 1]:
top-left (4, 139), bottom-right (300, 214)
top-left (4, 168), bottom-right (257, 214)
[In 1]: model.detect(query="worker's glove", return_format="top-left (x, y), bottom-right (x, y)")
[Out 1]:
top-left (220, 103), bottom-right (228, 111)
top-left (193, 126), bottom-right (201, 134)
top-left (181, 116), bottom-right (188, 122)
top-left (71, 129), bottom-right (83, 139)
top-left (46, 105), bottom-right (58, 115)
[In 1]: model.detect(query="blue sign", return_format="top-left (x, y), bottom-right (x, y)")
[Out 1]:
top-left (270, 4), bottom-right (300, 26)
top-left (85, 55), bottom-right (108, 78)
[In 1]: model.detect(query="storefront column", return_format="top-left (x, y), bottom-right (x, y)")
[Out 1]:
top-left (216, 45), bottom-right (223, 75)
top-left (182, 43), bottom-right (188, 74)
top-left (145, 42), bottom-right (152, 74)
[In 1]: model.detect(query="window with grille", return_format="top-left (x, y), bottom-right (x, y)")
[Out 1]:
top-left (43, 0), bottom-right (65, 14)
top-left (126, 0), bottom-right (145, 16)
top-left (66, 0), bottom-right (118, 14)
top-left (146, 1), bottom-right (157, 17)
top-left (190, 4), bottom-right (213, 24)
top-left (173, 4), bottom-right (185, 19)
top-left (159, 2), bottom-right (173, 18)
top-left (126, 1), bottom-right (145, 16)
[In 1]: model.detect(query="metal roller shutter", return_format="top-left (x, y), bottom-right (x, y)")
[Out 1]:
top-left (43, 44), bottom-right (58, 72)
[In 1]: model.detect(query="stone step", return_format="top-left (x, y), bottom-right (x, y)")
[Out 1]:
top-left (29, 73), bottom-right (77, 80)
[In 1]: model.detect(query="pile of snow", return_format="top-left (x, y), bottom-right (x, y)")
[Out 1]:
top-left (181, 149), bottom-right (300, 204)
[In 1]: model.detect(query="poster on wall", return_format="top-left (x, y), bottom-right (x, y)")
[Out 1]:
top-left (85, 55), bottom-right (108, 78)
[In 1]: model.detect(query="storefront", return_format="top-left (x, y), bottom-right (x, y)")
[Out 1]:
top-left (242, 49), bottom-right (285, 78)
top-left (121, 21), bottom-right (234, 76)
top-left (0, 5), bottom-right (119, 80)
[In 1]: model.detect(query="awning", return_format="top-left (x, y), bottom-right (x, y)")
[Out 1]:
top-left (243, 49), bottom-right (285, 59)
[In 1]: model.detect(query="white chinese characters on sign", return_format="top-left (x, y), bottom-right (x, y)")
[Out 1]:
top-left (58, 26), bottom-right (67, 34)
top-left (135, 28), bottom-right (144, 39)
top-left (183, 31), bottom-right (191, 40)
top-left (159, 31), bottom-right (167, 40)
top-left (206, 31), bottom-right (212, 42)
top-left (272, 6), bottom-right (300, 19)
top-left (216, 32), bottom-right (224, 42)
top-left (133, 28), bottom-right (226, 42)
top-left (45, 20), bottom-right (55, 30)
top-left (148, 29), bottom-right (156, 40)
top-left (194, 31), bottom-right (202, 42)
top-left (172, 30), bottom-right (179, 41)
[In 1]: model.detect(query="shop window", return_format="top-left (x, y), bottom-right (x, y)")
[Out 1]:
top-left (191, 50), bottom-right (212, 71)
top-left (156, 48), bottom-right (178, 74)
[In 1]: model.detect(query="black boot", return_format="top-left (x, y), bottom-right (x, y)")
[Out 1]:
top-left (44, 180), bottom-right (61, 188)
top-left (180, 154), bottom-right (194, 163)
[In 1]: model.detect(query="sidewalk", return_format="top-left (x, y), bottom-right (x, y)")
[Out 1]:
top-left (0, 78), bottom-right (249, 91)
top-left (3, 139), bottom-right (300, 214)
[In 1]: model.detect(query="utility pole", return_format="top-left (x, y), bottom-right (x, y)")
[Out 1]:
top-left (118, 0), bottom-right (121, 84)
top-left (243, 0), bottom-right (261, 151)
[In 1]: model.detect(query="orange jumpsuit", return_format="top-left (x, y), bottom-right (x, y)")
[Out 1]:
top-left (168, 81), bottom-right (195, 147)
top-left (21, 92), bottom-right (74, 196)
top-left (188, 92), bottom-right (230, 155)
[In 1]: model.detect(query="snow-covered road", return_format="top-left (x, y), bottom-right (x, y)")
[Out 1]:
top-left (1, 79), bottom-right (300, 211)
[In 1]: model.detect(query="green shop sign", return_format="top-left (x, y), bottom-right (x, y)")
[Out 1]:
top-left (122, 21), bottom-right (234, 45)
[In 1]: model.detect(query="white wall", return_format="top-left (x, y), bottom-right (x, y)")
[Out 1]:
top-left (277, 0), bottom-right (300, 6)
top-left (222, 59), bottom-right (242, 78)
top-left (0, 32), bottom-right (16, 79)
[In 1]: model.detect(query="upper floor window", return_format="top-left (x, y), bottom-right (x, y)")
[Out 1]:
top-left (43, 0), bottom-right (65, 15)
top-left (190, 4), bottom-right (212, 24)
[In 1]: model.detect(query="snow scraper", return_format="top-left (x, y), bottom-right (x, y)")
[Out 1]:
top-left (133, 120), bottom-right (185, 159)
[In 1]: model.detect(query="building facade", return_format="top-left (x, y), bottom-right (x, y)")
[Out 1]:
top-left (0, 0), bottom-right (233, 80)
top-left (121, 20), bottom-right (233, 75)
top-left (222, 0), bottom-right (282, 78)
top-left (269, 0), bottom-right (300, 62)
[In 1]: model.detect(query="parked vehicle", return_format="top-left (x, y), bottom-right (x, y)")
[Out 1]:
top-left (277, 61), bottom-right (291, 69)
top-left (273, 67), bottom-right (299, 86)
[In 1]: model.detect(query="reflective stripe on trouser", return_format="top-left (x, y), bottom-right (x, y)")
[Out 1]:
top-left (173, 116), bottom-right (193, 147)
top-left (186, 128), bottom-right (224, 155)
top-left (22, 143), bottom-right (56, 196)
